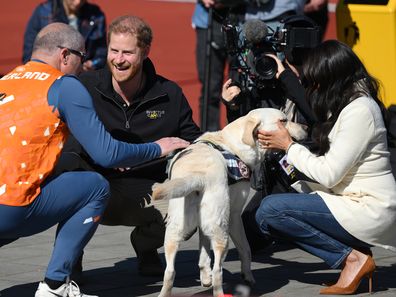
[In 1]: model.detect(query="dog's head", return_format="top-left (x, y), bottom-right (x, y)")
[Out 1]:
top-left (221, 108), bottom-right (307, 167)
top-left (244, 108), bottom-right (307, 144)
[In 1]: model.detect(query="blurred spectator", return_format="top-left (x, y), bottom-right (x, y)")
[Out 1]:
top-left (244, 0), bottom-right (306, 29)
top-left (23, 0), bottom-right (107, 71)
top-left (192, 0), bottom-right (230, 131)
top-left (304, 0), bottom-right (328, 40)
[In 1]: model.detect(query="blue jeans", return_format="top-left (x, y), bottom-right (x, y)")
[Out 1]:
top-left (0, 171), bottom-right (110, 281)
top-left (255, 193), bottom-right (372, 268)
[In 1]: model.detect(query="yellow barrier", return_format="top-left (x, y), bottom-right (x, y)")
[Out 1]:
top-left (336, 0), bottom-right (396, 108)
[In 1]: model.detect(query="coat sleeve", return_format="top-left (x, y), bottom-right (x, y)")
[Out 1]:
top-left (279, 69), bottom-right (316, 126)
top-left (287, 99), bottom-right (376, 188)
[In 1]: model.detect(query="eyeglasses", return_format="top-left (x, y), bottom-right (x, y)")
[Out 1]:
top-left (57, 46), bottom-right (87, 64)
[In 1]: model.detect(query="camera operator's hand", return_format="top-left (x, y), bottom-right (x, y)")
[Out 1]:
top-left (222, 78), bottom-right (241, 102)
top-left (265, 53), bottom-right (286, 79)
top-left (202, 0), bottom-right (216, 8)
top-left (155, 137), bottom-right (190, 157)
top-left (258, 120), bottom-right (293, 151)
top-left (304, 0), bottom-right (327, 13)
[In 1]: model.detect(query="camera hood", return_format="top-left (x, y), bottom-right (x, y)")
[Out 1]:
top-left (280, 15), bottom-right (321, 65)
top-left (281, 15), bottom-right (321, 49)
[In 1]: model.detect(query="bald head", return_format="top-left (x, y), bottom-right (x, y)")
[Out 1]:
top-left (32, 22), bottom-right (85, 57)
top-left (31, 22), bottom-right (85, 74)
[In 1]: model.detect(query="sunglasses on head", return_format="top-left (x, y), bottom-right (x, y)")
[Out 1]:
top-left (57, 46), bottom-right (87, 64)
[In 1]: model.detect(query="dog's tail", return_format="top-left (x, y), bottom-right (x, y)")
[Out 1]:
top-left (152, 174), bottom-right (205, 200)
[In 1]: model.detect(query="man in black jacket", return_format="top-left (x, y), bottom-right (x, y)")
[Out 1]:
top-left (55, 15), bottom-right (202, 277)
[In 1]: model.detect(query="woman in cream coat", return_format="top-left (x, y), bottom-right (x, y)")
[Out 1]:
top-left (256, 40), bottom-right (396, 295)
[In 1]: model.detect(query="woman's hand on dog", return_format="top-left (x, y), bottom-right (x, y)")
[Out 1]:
top-left (258, 120), bottom-right (293, 151)
top-left (155, 137), bottom-right (190, 157)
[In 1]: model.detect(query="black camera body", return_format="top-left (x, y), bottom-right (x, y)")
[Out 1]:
top-left (223, 15), bottom-right (321, 89)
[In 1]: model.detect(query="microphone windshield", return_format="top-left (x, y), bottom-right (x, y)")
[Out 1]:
top-left (243, 19), bottom-right (268, 46)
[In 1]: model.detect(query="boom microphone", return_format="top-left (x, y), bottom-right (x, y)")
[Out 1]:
top-left (243, 19), bottom-right (268, 46)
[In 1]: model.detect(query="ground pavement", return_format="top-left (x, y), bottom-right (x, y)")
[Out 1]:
top-left (1, 120), bottom-right (396, 296)
top-left (0, 223), bottom-right (395, 297)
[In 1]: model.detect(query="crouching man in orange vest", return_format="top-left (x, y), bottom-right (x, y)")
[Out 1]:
top-left (0, 22), bottom-right (189, 297)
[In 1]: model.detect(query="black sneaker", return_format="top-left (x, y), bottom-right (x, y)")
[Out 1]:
top-left (137, 250), bottom-right (164, 277)
top-left (130, 231), bottom-right (164, 277)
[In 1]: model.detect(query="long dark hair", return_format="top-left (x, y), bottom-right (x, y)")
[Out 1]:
top-left (301, 40), bottom-right (388, 155)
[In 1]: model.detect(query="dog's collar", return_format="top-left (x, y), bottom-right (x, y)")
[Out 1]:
top-left (193, 140), bottom-right (251, 185)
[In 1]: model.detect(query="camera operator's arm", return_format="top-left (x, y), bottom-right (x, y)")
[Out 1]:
top-left (266, 54), bottom-right (317, 126)
top-left (279, 69), bottom-right (316, 126)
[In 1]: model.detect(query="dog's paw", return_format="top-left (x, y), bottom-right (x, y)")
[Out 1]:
top-left (200, 269), bottom-right (212, 287)
top-left (201, 280), bottom-right (212, 288)
top-left (151, 182), bottom-right (164, 200)
top-left (152, 182), bottom-right (158, 190)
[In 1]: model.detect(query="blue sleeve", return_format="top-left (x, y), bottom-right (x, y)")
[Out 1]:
top-left (48, 76), bottom-right (161, 168)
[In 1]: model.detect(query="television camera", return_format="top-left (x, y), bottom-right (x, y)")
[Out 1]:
top-left (222, 15), bottom-right (321, 90)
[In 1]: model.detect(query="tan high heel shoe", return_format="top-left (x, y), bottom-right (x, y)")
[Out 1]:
top-left (321, 249), bottom-right (373, 288)
top-left (320, 255), bottom-right (376, 295)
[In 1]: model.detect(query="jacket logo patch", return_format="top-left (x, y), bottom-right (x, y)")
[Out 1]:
top-left (146, 110), bottom-right (165, 119)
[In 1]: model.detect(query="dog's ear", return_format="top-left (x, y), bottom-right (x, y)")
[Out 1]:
top-left (285, 121), bottom-right (308, 141)
top-left (242, 116), bottom-right (261, 147)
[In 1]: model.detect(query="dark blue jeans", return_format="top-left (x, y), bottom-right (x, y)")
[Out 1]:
top-left (0, 171), bottom-right (110, 281)
top-left (255, 193), bottom-right (372, 268)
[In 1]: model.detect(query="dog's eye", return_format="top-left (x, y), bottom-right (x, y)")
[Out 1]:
top-left (279, 119), bottom-right (287, 123)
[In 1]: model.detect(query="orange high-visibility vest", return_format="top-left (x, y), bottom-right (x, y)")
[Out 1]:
top-left (0, 61), bottom-right (69, 206)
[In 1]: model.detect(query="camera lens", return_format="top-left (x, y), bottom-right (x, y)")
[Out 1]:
top-left (255, 55), bottom-right (278, 80)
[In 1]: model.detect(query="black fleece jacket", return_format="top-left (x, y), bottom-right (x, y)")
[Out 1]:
top-left (62, 58), bottom-right (201, 179)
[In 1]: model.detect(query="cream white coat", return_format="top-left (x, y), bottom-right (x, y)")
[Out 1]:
top-left (288, 96), bottom-right (396, 251)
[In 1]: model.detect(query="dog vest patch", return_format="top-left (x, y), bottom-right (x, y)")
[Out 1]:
top-left (166, 141), bottom-right (252, 185)
top-left (194, 140), bottom-right (251, 184)
top-left (221, 150), bottom-right (251, 184)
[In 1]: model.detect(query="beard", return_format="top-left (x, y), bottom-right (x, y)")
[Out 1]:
top-left (108, 60), bottom-right (141, 83)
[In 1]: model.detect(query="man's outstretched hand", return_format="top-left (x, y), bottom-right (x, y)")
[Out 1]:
top-left (155, 137), bottom-right (190, 157)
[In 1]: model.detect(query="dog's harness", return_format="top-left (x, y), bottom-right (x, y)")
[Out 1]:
top-left (166, 148), bottom-right (193, 179)
top-left (167, 140), bottom-right (251, 185)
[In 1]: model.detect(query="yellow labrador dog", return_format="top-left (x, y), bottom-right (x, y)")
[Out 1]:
top-left (152, 108), bottom-right (307, 297)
